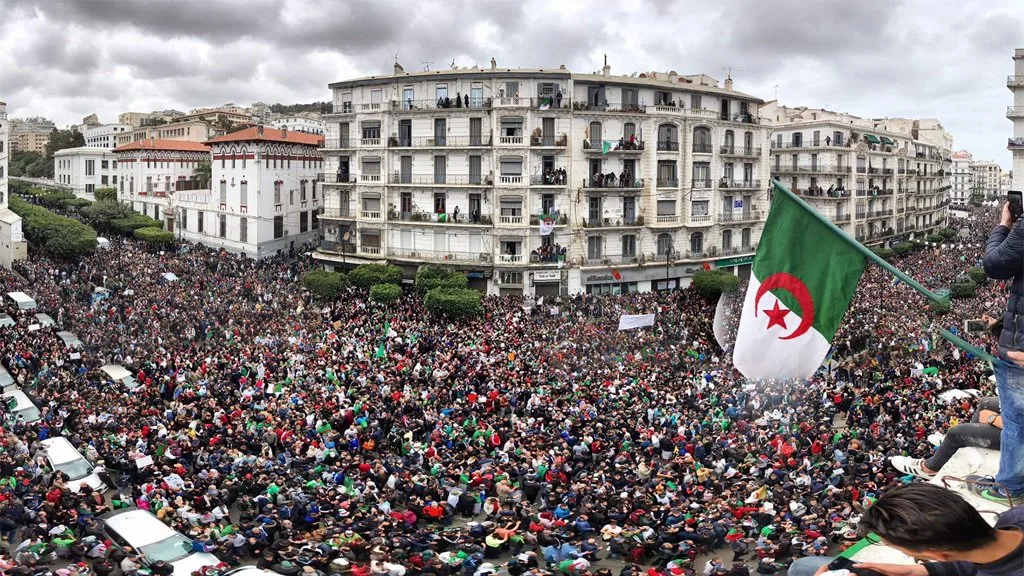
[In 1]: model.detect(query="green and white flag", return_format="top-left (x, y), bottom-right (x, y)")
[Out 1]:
top-left (732, 184), bottom-right (866, 379)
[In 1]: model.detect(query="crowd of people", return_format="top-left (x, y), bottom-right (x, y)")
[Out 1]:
top-left (0, 204), bottom-right (1010, 576)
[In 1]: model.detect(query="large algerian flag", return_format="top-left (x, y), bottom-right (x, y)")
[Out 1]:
top-left (732, 184), bottom-right (866, 379)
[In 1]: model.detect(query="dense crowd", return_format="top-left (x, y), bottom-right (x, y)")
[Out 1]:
top-left (0, 207), bottom-right (1007, 576)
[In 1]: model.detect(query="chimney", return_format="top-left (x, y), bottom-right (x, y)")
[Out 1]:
top-left (602, 53), bottom-right (610, 77)
top-left (281, 126), bottom-right (288, 139)
top-left (490, 57), bottom-right (497, 71)
top-left (393, 61), bottom-right (404, 75)
top-left (256, 125), bottom-right (264, 136)
top-left (149, 136), bottom-right (155, 147)
top-left (724, 76), bottom-right (734, 91)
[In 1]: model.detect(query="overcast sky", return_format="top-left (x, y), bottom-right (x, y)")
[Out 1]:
top-left (1, 0), bottom-right (1020, 166)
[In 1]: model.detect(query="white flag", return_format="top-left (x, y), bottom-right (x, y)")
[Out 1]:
top-left (618, 313), bottom-right (656, 331)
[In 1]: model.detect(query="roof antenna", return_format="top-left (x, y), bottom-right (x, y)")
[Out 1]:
top-left (420, 60), bottom-right (433, 71)
top-left (450, 58), bottom-right (457, 70)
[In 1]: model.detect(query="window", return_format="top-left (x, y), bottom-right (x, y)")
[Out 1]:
top-left (101, 175), bottom-right (108, 185)
top-left (101, 160), bottom-right (109, 169)
top-left (656, 200), bottom-right (676, 217)
top-left (153, 205), bottom-right (160, 221)
top-left (219, 215), bottom-right (227, 238)
top-left (621, 234), bottom-right (636, 258)
top-left (274, 181), bottom-right (282, 204)
top-left (656, 233), bottom-right (673, 256)
top-left (722, 229), bottom-right (733, 251)
top-left (274, 216), bottom-right (284, 238)
top-left (300, 180), bottom-right (307, 201)
top-left (85, 184), bottom-right (95, 195)
top-left (470, 83), bottom-right (484, 108)
top-left (691, 200), bottom-right (709, 216)
top-left (469, 155), bottom-right (482, 184)
top-left (436, 84), bottom-right (448, 102)
top-left (361, 121), bottom-right (381, 140)
top-left (689, 94), bottom-right (702, 110)
top-left (657, 124), bottom-right (678, 150)
top-left (239, 218), bottom-right (247, 242)
top-left (741, 228), bottom-right (752, 249)
top-left (240, 181), bottom-right (248, 205)
top-left (587, 236), bottom-right (602, 260)
top-left (690, 232), bottom-right (704, 254)
top-left (290, 189), bottom-right (295, 205)
top-left (693, 127), bottom-right (711, 152)
top-left (622, 88), bottom-right (639, 108)
top-left (401, 192), bottom-right (413, 214)
top-left (300, 212), bottom-right (309, 233)
top-left (312, 210), bottom-right (320, 229)
top-left (623, 122), bottom-right (636, 141)
top-left (181, 209), bottom-right (188, 230)
top-left (693, 162), bottom-right (710, 183)
top-left (500, 158), bottom-right (523, 176)
top-left (433, 192), bottom-right (447, 214)
top-left (85, 160), bottom-right (95, 176)
top-left (220, 180), bottom-right (227, 203)
top-left (433, 156), bottom-right (446, 184)
top-left (589, 121), bottom-right (602, 144)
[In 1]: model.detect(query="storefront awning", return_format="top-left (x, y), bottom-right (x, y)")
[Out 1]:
top-left (864, 135), bottom-right (881, 144)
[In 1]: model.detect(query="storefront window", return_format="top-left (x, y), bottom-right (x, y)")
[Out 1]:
top-left (586, 282), bottom-right (638, 295)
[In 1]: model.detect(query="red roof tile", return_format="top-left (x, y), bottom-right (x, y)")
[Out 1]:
top-left (206, 126), bottom-right (323, 146)
top-left (114, 140), bottom-right (211, 153)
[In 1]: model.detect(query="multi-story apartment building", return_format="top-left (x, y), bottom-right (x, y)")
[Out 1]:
top-left (763, 104), bottom-right (951, 246)
top-left (115, 120), bottom-right (219, 147)
top-left (970, 160), bottom-right (1003, 199)
top-left (53, 146), bottom-right (118, 200)
top-left (272, 115), bottom-right (325, 135)
top-left (9, 117), bottom-right (55, 154)
top-left (316, 62), bottom-right (771, 296)
top-left (0, 101), bottom-right (27, 268)
top-left (951, 150), bottom-right (974, 205)
top-left (118, 110), bottom-right (185, 128)
top-left (1009, 49), bottom-right (1024, 192)
top-left (169, 126), bottom-right (324, 257)
top-left (84, 123), bottom-right (132, 149)
top-left (114, 139), bottom-right (210, 226)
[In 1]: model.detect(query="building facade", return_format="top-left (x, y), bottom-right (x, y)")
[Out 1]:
top-left (951, 150), bottom-right (973, 205)
top-left (763, 104), bottom-right (951, 246)
top-left (84, 123), bottom-right (132, 149)
top-left (9, 117), bottom-right (55, 154)
top-left (0, 102), bottom-right (26, 268)
top-left (114, 139), bottom-right (211, 227)
top-left (1009, 49), bottom-right (1024, 192)
top-left (316, 63), bottom-right (771, 296)
top-left (970, 160), bottom-right (1002, 199)
top-left (272, 115), bottom-right (325, 135)
top-left (115, 120), bottom-right (219, 147)
top-left (53, 146), bottom-right (118, 200)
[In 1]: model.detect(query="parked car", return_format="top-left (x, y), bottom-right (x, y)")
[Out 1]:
top-left (2, 389), bottom-right (41, 423)
top-left (100, 508), bottom-right (220, 576)
top-left (37, 437), bottom-right (107, 491)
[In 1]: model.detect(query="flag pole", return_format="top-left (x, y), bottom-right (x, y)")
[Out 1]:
top-left (770, 179), bottom-right (946, 304)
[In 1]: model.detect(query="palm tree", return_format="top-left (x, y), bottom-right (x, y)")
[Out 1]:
top-left (192, 159), bottom-right (212, 188)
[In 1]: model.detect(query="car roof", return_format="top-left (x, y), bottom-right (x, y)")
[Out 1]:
top-left (103, 509), bottom-right (179, 548)
top-left (6, 291), bottom-right (33, 303)
top-left (2, 389), bottom-right (33, 410)
top-left (101, 364), bottom-right (132, 380)
top-left (40, 437), bottom-right (84, 465)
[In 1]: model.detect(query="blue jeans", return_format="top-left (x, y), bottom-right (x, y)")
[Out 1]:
top-left (995, 358), bottom-right (1024, 496)
top-left (788, 557), bottom-right (832, 576)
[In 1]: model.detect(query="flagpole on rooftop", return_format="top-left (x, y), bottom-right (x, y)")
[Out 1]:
top-left (769, 179), bottom-right (946, 304)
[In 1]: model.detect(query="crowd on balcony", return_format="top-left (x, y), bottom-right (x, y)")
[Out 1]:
top-left (0, 195), bottom-right (1015, 576)
top-left (531, 242), bottom-right (567, 263)
top-left (800, 184), bottom-right (848, 197)
top-left (589, 170), bottom-right (636, 189)
top-left (540, 168), bottom-right (568, 186)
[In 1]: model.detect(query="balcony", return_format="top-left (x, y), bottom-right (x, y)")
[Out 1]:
top-left (687, 215), bottom-right (714, 226)
top-left (388, 136), bottom-right (493, 148)
top-left (692, 143), bottom-right (713, 154)
top-left (494, 96), bottom-right (532, 108)
top-left (796, 187), bottom-right (851, 199)
top-left (572, 101), bottom-right (646, 114)
top-left (324, 137), bottom-right (354, 149)
top-left (582, 139), bottom-right (645, 153)
top-left (645, 105), bottom-right (718, 119)
top-left (1008, 106), bottom-right (1024, 119)
top-left (388, 211), bottom-right (490, 225)
top-left (720, 146), bottom-right (762, 157)
top-left (1009, 75), bottom-right (1024, 88)
top-left (498, 215), bottom-right (524, 225)
top-left (529, 135), bottom-right (568, 148)
top-left (653, 215), bottom-right (680, 225)
top-left (388, 248), bottom-right (491, 263)
top-left (656, 178), bottom-right (679, 188)
top-left (319, 172), bottom-right (355, 185)
top-left (832, 213), bottom-right (852, 223)
top-left (856, 188), bottom-right (893, 197)
top-left (719, 179), bottom-right (761, 190)
top-left (360, 246), bottom-right (383, 255)
top-left (1009, 137), bottom-right (1024, 150)
top-left (498, 175), bottom-right (524, 185)
top-left (360, 210), bottom-right (382, 220)
top-left (360, 174), bottom-right (383, 183)
top-left (498, 254), bottom-right (525, 264)
top-left (498, 135), bottom-right (525, 145)
top-left (582, 177), bottom-right (645, 190)
top-left (771, 140), bottom-right (851, 149)
top-left (720, 112), bottom-right (760, 125)
top-left (322, 207), bottom-right (354, 219)
top-left (318, 240), bottom-right (356, 254)
top-left (581, 216), bottom-right (644, 228)
top-left (532, 174), bottom-right (569, 186)
top-left (657, 140), bottom-right (680, 152)
top-left (773, 164), bottom-right (850, 175)
top-left (691, 178), bottom-right (712, 189)
top-left (360, 138), bottom-right (382, 147)
top-left (390, 98), bottom-right (492, 112)
top-left (718, 211), bottom-right (761, 223)
top-left (390, 174), bottom-right (490, 185)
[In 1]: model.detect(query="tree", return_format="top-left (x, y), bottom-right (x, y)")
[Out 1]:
top-left (370, 283), bottom-right (402, 304)
top-left (303, 270), bottom-right (348, 300)
top-left (82, 199), bottom-right (133, 232)
top-left (349, 264), bottom-right (403, 289)
top-left (192, 159), bottom-right (212, 188)
top-left (950, 280), bottom-right (978, 299)
top-left (425, 287), bottom-right (483, 319)
top-left (133, 227), bottom-right (174, 244)
top-left (94, 187), bottom-right (118, 202)
top-left (414, 265), bottom-right (469, 293)
top-left (690, 269), bottom-right (741, 300)
top-left (892, 242), bottom-right (915, 256)
top-left (9, 196), bottom-right (97, 259)
top-left (968, 267), bottom-right (987, 286)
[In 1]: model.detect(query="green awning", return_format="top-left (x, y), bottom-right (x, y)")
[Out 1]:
top-left (880, 136), bottom-right (895, 145)
top-left (864, 135), bottom-right (881, 144)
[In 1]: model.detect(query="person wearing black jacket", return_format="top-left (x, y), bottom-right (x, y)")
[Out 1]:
top-left (981, 199), bottom-right (1024, 504)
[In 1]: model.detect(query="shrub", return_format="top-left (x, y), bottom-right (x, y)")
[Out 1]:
top-left (94, 187), bottom-right (118, 202)
top-left (424, 287), bottom-right (483, 319)
top-left (133, 226), bottom-right (174, 244)
top-left (892, 242), bottom-right (914, 256)
top-left (303, 270), bottom-right (348, 300)
top-left (39, 190), bottom-right (76, 207)
top-left (930, 299), bottom-right (951, 315)
top-left (950, 280), bottom-right (978, 299)
top-left (938, 228), bottom-right (957, 240)
top-left (968, 266), bottom-right (987, 286)
top-left (9, 196), bottom-right (97, 260)
top-left (349, 264), bottom-right (403, 289)
top-left (925, 234), bottom-right (944, 245)
top-left (414, 265), bottom-right (469, 293)
top-left (81, 199), bottom-right (133, 230)
top-left (111, 214), bottom-right (163, 233)
top-left (370, 283), bottom-right (402, 304)
top-left (690, 269), bottom-right (741, 300)
top-left (64, 197), bottom-right (92, 209)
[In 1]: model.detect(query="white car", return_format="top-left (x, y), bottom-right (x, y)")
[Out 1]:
top-left (38, 437), bottom-right (107, 492)
top-left (101, 364), bottom-right (140, 390)
top-left (101, 509), bottom-right (220, 576)
top-left (2, 389), bottom-right (41, 423)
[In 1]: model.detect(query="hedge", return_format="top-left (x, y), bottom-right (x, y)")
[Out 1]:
top-left (968, 267), bottom-right (987, 286)
top-left (94, 187), bottom-right (118, 202)
top-left (690, 269), bottom-right (741, 300)
top-left (133, 226), bottom-right (174, 244)
top-left (303, 270), bottom-right (348, 300)
top-left (370, 283), bottom-right (402, 304)
top-left (424, 287), bottom-right (483, 319)
top-left (111, 214), bottom-right (163, 233)
top-left (414, 265), bottom-right (469, 293)
top-left (9, 196), bottom-right (97, 260)
top-left (938, 228), bottom-right (957, 240)
top-left (349, 264), bottom-right (403, 289)
top-left (950, 280), bottom-right (978, 299)
top-left (64, 197), bottom-right (92, 209)
top-left (39, 190), bottom-right (76, 207)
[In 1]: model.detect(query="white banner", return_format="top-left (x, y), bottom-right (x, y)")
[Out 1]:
top-left (617, 313), bottom-right (656, 331)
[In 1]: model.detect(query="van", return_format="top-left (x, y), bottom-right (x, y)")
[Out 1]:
top-left (2, 389), bottom-right (41, 423)
top-left (37, 437), bottom-right (106, 491)
top-left (6, 292), bottom-right (36, 310)
top-left (101, 364), bottom-right (140, 390)
top-left (100, 509), bottom-right (220, 576)
top-left (56, 331), bottom-right (83, 349)
top-left (34, 313), bottom-right (55, 327)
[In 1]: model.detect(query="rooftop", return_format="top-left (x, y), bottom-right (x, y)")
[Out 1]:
top-left (206, 126), bottom-right (322, 146)
top-left (114, 139), bottom-right (211, 153)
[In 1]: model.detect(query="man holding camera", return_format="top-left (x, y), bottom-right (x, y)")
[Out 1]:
top-left (979, 195), bottom-right (1024, 505)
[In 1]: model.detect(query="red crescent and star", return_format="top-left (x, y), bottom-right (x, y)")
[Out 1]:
top-left (754, 272), bottom-right (815, 340)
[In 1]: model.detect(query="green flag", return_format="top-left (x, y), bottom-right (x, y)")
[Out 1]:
top-left (731, 182), bottom-right (867, 379)
top-left (601, 140), bottom-right (614, 155)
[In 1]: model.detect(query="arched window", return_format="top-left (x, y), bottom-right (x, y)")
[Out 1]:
top-left (589, 121), bottom-right (602, 145)
top-left (690, 231), bottom-right (704, 254)
top-left (657, 124), bottom-right (678, 151)
top-left (693, 127), bottom-right (711, 153)
top-left (744, 131), bottom-right (753, 150)
top-left (623, 122), bottom-right (636, 141)
top-left (722, 229), bottom-right (733, 251)
top-left (724, 130), bottom-right (735, 151)
top-left (741, 228), bottom-right (751, 249)
top-left (656, 233), bottom-right (673, 256)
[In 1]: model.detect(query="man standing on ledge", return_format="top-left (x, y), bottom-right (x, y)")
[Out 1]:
top-left (788, 483), bottom-right (1023, 576)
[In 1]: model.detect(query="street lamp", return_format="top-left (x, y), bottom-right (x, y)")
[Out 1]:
top-left (665, 244), bottom-right (674, 288)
